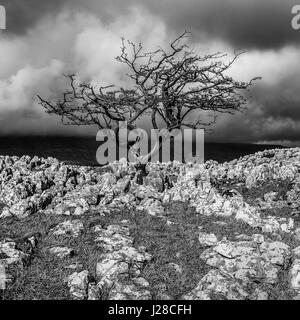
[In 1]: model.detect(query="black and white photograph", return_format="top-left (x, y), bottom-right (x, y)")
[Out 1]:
top-left (0, 0), bottom-right (300, 305)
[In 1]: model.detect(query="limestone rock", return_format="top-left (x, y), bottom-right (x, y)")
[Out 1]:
top-left (201, 239), bottom-right (290, 284)
top-left (51, 220), bottom-right (84, 238)
top-left (290, 259), bottom-right (300, 292)
top-left (68, 270), bottom-right (89, 300)
top-left (49, 246), bottom-right (74, 258)
top-left (108, 278), bottom-right (151, 300)
top-left (183, 269), bottom-right (248, 300)
top-left (198, 232), bottom-right (218, 246)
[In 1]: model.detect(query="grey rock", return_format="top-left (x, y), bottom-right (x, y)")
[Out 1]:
top-left (68, 270), bottom-right (89, 300)
top-left (49, 246), bottom-right (74, 258)
top-left (198, 232), bottom-right (218, 246)
top-left (51, 220), bottom-right (84, 238)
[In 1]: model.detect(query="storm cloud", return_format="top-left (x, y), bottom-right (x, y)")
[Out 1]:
top-left (141, 0), bottom-right (299, 50)
top-left (0, 0), bottom-right (299, 145)
top-left (3, 0), bottom-right (299, 49)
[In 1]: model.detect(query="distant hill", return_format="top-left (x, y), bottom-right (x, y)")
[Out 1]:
top-left (204, 142), bottom-right (285, 163)
top-left (0, 136), bottom-right (285, 166)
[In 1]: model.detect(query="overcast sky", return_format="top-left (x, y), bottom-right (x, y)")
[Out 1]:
top-left (0, 0), bottom-right (299, 145)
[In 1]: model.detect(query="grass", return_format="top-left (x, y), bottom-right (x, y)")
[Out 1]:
top-left (0, 186), bottom-right (299, 300)
top-left (132, 217), bottom-right (210, 299)
top-left (0, 202), bottom-right (212, 300)
top-left (0, 212), bottom-right (107, 300)
top-left (212, 178), bottom-right (294, 206)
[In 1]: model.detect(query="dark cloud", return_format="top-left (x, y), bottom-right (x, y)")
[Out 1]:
top-left (3, 0), bottom-right (298, 49)
top-left (140, 0), bottom-right (299, 50)
top-left (1, 0), bottom-right (135, 35)
top-left (1, 0), bottom-right (66, 34)
top-left (208, 75), bottom-right (300, 144)
top-left (253, 85), bottom-right (300, 121)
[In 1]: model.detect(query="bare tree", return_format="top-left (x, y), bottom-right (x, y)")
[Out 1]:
top-left (37, 31), bottom-right (261, 163)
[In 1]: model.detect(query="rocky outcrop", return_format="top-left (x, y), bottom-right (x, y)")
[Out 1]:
top-left (94, 222), bottom-right (152, 300)
top-left (1, 148), bottom-right (300, 299)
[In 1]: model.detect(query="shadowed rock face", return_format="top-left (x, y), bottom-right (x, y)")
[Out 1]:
top-left (1, 148), bottom-right (300, 299)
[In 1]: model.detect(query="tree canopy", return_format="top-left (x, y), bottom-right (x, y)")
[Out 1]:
top-left (38, 31), bottom-right (260, 132)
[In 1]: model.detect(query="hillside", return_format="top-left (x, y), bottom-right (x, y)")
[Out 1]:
top-left (0, 136), bottom-right (285, 165)
top-left (1, 147), bottom-right (300, 300)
